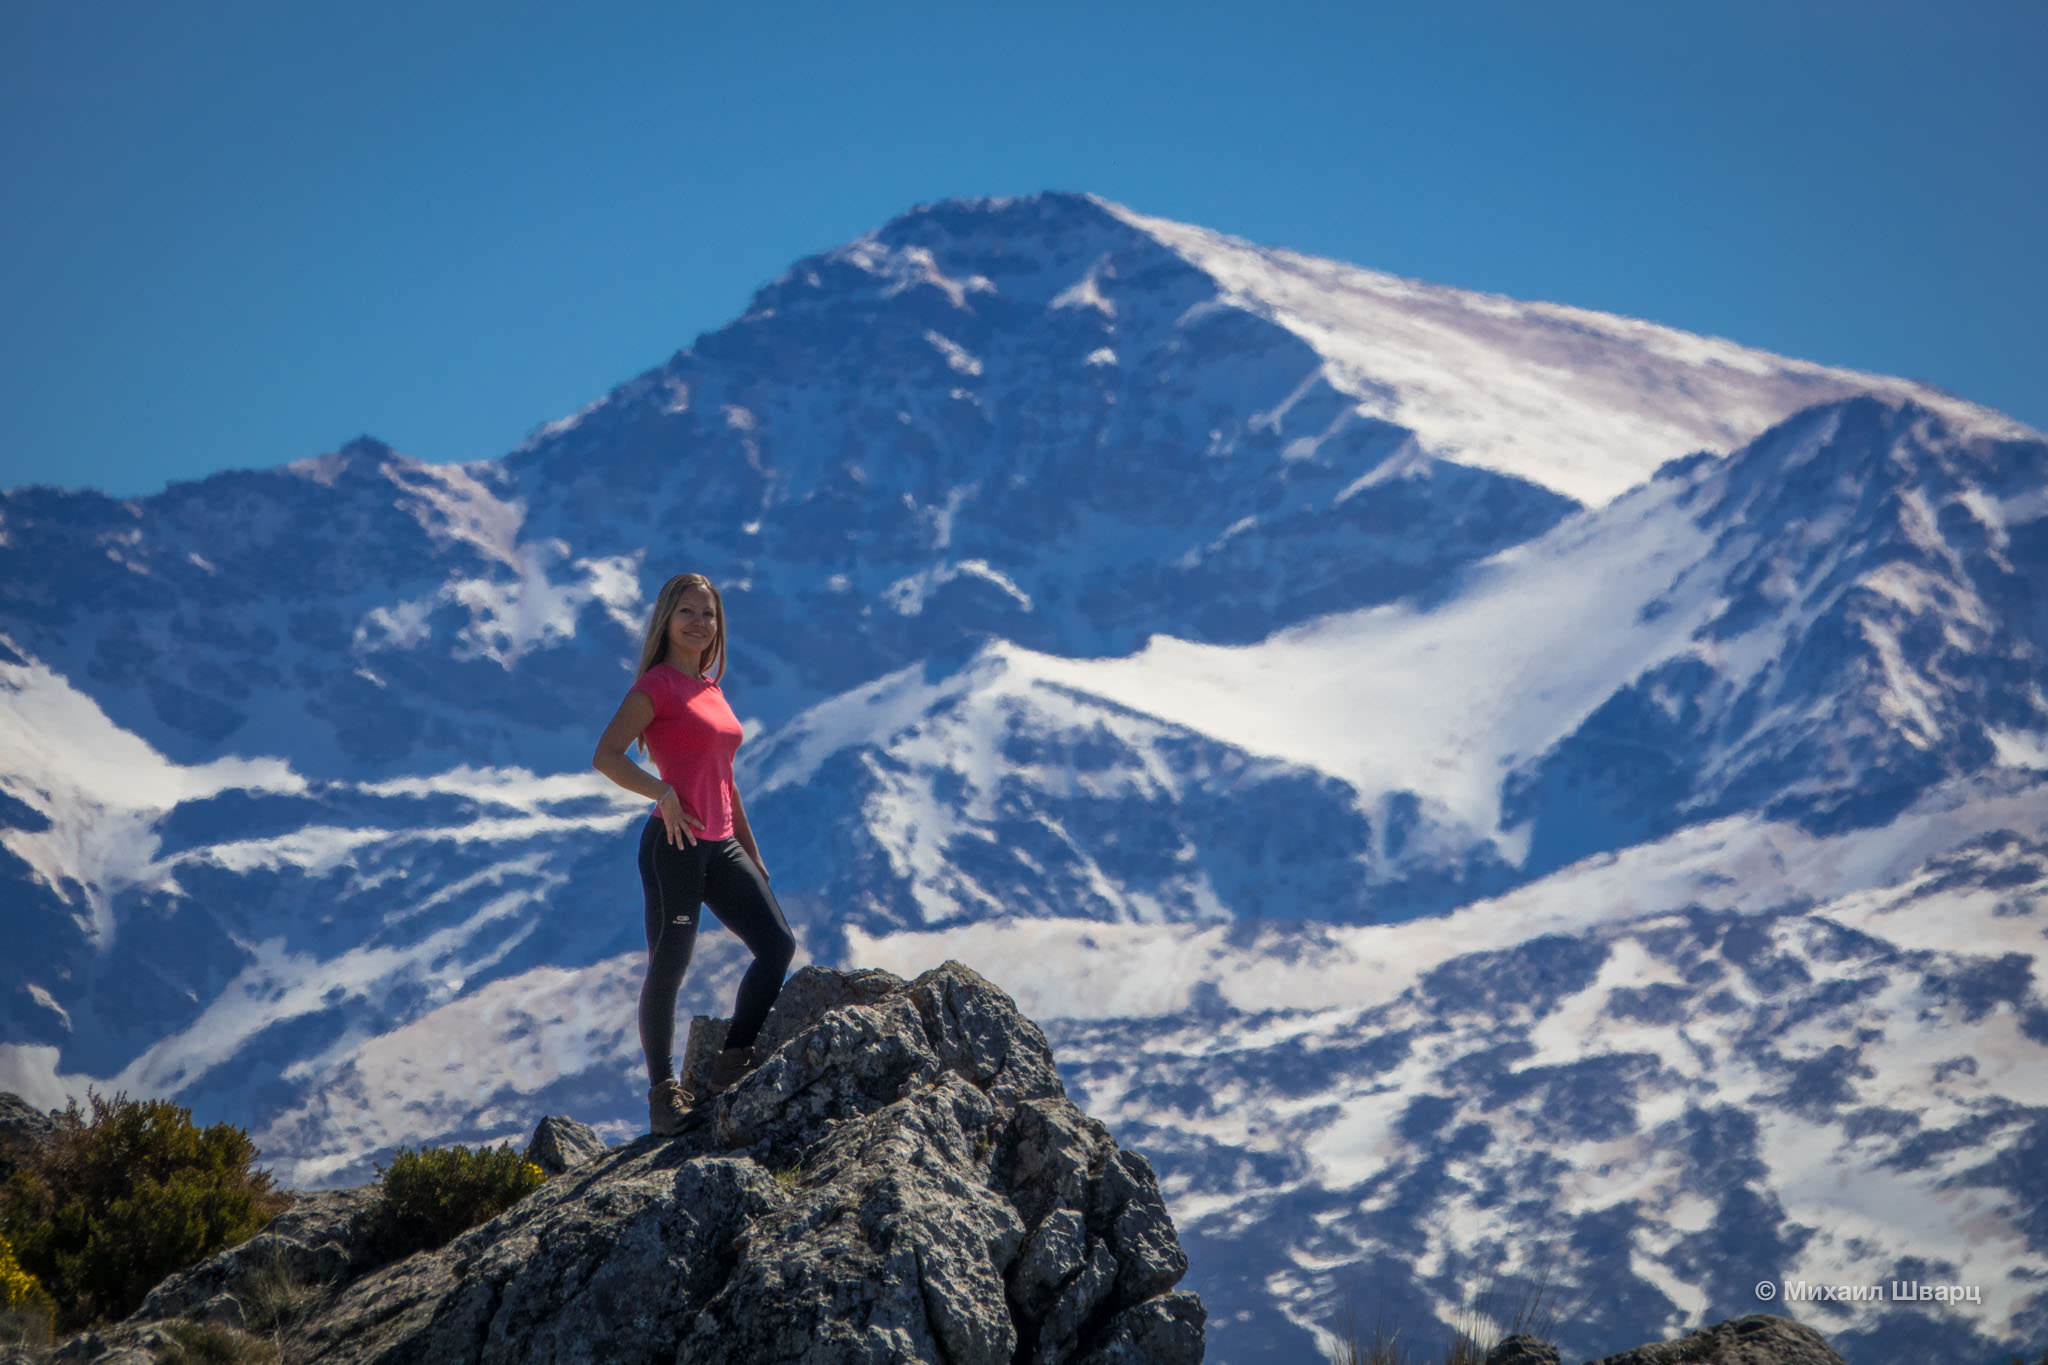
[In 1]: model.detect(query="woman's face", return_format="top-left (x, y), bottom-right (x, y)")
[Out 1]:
top-left (665, 586), bottom-right (718, 668)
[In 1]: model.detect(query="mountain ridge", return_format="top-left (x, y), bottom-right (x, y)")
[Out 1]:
top-left (4, 192), bottom-right (2045, 1363)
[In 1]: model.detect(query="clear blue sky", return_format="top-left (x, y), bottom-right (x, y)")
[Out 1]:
top-left (3, 0), bottom-right (2042, 496)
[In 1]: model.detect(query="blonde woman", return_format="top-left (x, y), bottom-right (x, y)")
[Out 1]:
top-left (593, 572), bottom-right (796, 1135)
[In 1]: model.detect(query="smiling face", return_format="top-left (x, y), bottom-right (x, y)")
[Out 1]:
top-left (664, 585), bottom-right (720, 674)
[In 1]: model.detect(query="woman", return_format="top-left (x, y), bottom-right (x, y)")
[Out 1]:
top-left (593, 572), bottom-right (796, 1135)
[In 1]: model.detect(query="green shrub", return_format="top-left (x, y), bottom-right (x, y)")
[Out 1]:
top-left (0, 1229), bottom-right (56, 1345)
top-left (0, 1092), bottom-right (289, 1334)
top-left (375, 1143), bottom-right (545, 1256)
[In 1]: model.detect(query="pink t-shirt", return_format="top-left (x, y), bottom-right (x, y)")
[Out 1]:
top-left (630, 664), bottom-right (743, 840)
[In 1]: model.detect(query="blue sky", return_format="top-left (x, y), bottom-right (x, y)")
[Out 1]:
top-left (3, 0), bottom-right (2041, 496)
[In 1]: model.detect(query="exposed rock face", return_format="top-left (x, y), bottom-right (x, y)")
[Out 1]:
top-left (1483, 1334), bottom-right (1561, 1365)
top-left (2, 975), bottom-right (1862, 1365)
top-left (133, 1185), bottom-right (388, 1323)
top-left (521, 1115), bottom-right (604, 1177)
top-left (1584, 1314), bottom-right (1846, 1365)
top-left (27, 962), bottom-right (1204, 1364)
top-left (0, 1092), bottom-right (57, 1183)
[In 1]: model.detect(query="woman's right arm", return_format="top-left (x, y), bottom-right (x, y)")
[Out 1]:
top-left (593, 691), bottom-right (701, 847)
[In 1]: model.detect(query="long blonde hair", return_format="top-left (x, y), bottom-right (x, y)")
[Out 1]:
top-left (635, 572), bottom-right (727, 684)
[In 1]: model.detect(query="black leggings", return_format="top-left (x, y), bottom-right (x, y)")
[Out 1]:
top-left (637, 819), bottom-right (796, 1087)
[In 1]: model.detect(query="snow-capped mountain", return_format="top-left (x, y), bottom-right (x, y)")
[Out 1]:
top-left (3, 192), bottom-right (2044, 1363)
top-left (741, 395), bottom-right (2048, 930)
top-left (1036, 817), bottom-right (2048, 1365)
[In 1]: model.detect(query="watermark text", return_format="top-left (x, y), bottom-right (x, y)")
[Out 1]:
top-left (1755, 1280), bottom-right (1982, 1305)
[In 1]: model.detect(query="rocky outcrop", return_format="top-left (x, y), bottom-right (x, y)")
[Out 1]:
top-left (3, 969), bottom-right (1861, 1365)
top-left (1484, 1335), bottom-right (1561, 1365)
top-left (0, 1092), bottom-right (57, 1183)
top-left (22, 961), bottom-right (1204, 1364)
top-left (1583, 1314), bottom-right (1846, 1365)
top-left (132, 1184), bottom-right (387, 1323)
top-left (521, 1115), bottom-right (604, 1177)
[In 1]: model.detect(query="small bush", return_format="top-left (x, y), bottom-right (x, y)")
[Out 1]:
top-left (1332, 1270), bottom-right (1555, 1365)
top-left (0, 1092), bottom-right (289, 1333)
top-left (376, 1144), bottom-right (545, 1256)
top-left (0, 1230), bottom-right (56, 1345)
top-left (159, 1318), bottom-right (278, 1365)
top-left (233, 1255), bottom-right (320, 1338)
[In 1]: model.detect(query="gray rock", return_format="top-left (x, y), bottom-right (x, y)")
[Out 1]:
top-left (48, 1331), bottom-right (105, 1361)
top-left (92, 1346), bottom-right (159, 1364)
top-left (754, 964), bottom-right (908, 1055)
top-left (94, 962), bottom-right (1204, 1365)
top-left (134, 1184), bottom-right (384, 1322)
top-left (679, 1012), bottom-right (729, 1097)
top-left (680, 964), bottom-right (908, 1097)
top-left (1586, 1314), bottom-right (1846, 1365)
top-left (35, 1317), bottom-right (273, 1365)
top-left (522, 1115), bottom-right (605, 1176)
top-left (1076, 1293), bottom-right (1208, 1365)
top-left (13, 976), bottom-right (1860, 1365)
top-left (0, 1091), bottom-right (59, 1182)
top-left (712, 987), bottom-right (946, 1167)
top-left (908, 960), bottom-right (1067, 1104)
top-left (1485, 1334), bottom-right (1560, 1365)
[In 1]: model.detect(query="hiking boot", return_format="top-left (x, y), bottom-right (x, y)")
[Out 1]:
top-left (703, 1045), bottom-right (755, 1096)
top-left (648, 1078), bottom-right (692, 1135)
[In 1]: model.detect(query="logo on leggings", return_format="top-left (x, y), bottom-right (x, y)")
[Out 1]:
top-left (673, 916), bottom-right (689, 925)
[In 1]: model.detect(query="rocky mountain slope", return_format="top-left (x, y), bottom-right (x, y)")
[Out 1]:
top-left (9, 964), bottom-right (1207, 1365)
top-left (1, 966), bottom-right (1861, 1365)
top-left (2, 195), bottom-right (2022, 782)
top-left (1035, 824), bottom-right (2048, 1364)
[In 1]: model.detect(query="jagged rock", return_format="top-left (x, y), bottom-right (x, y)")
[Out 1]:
top-left (0, 1092), bottom-right (57, 1182)
top-left (753, 965), bottom-right (915, 1056)
top-left (52, 962), bottom-right (1203, 1364)
top-left (1076, 1292), bottom-right (1208, 1365)
top-left (48, 1331), bottom-right (109, 1361)
top-left (133, 1184), bottom-right (384, 1322)
top-left (679, 1012), bottom-right (729, 1097)
top-left (522, 1115), bottom-right (605, 1176)
top-left (1586, 1314), bottom-right (1845, 1364)
top-left (26, 1319), bottom-right (268, 1365)
top-left (678, 965), bottom-right (908, 1096)
top-left (1485, 1334), bottom-right (1560, 1365)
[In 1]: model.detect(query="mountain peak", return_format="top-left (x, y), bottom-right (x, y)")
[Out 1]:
top-left (284, 436), bottom-right (400, 488)
top-left (1688, 394), bottom-right (2045, 540)
top-left (872, 189), bottom-right (1126, 242)
top-left (735, 190), bottom-right (1170, 326)
top-left (683, 195), bottom-right (2039, 511)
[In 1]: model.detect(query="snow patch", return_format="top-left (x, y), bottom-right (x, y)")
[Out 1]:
top-left (924, 330), bottom-right (983, 377)
top-left (0, 650), bottom-right (304, 948)
top-left (1051, 259), bottom-right (1117, 317)
top-left (880, 559), bottom-right (1032, 617)
top-left (1099, 199), bottom-right (2039, 507)
top-left (356, 545), bottom-right (643, 667)
top-left (384, 459), bottom-right (526, 566)
top-left (839, 239), bottom-right (996, 311)
top-left (518, 393), bottom-right (610, 451)
top-left (1029, 478), bottom-right (1718, 840)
